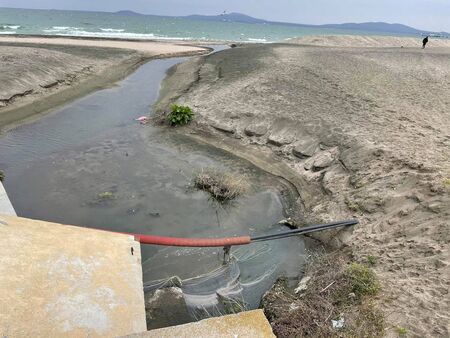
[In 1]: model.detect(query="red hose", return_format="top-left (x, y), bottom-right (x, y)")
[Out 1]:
top-left (132, 233), bottom-right (251, 247)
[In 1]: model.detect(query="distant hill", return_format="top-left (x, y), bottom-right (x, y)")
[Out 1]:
top-left (114, 10), bottom-right (448, 36)
top-left (114, 10), bottom-right (144, 16)
top-left (185, 12), bottom-right (266, 24)
top-left (319, 22), bottom-right (423, 34)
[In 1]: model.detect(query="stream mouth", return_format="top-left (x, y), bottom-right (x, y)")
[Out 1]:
top-left (0, 52), bottom-right (306, 328)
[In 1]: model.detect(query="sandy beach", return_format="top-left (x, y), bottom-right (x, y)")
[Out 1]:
top-left (0, 36), bottom-right (208, 129)
top-left (154, 36), bottom-right (450, 337)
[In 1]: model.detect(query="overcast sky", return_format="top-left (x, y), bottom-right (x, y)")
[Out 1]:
top-left (1, 0), bottom-right (449, 32)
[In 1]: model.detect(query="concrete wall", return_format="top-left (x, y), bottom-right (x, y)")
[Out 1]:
top-left (0, 215), bottom-right (147, 337)
top-left (125, 310), bottom-right (276, 338)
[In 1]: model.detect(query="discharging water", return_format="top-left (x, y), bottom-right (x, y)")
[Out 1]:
top-left (0, 53), bottom-right (306, 328)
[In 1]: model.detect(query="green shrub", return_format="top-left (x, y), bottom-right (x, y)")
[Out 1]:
top-left (396, 326), bottom-right (407, 336)
top-left (168, 104), bottom-right (194, 126)
top-left (367, 255), bottom-right (377, 266)
top-left (0, 170), bottom-right (4, 182)
top-left (346, 262), bottom-right (380, 298)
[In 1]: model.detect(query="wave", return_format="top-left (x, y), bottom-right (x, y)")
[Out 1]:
top-left (247, 38), bottom-right (268, 43)
top-left (0, 25), bottom-right (21, 30)
top-left (44, 29), bottom-right (156, 39)
top-left (0, 31), bottom-right (17, 35)
top-left (40, 28), bottom-right (270, 42)
top-left (100, 28), bottom-right (125, 32)
top-left (47, 26), bottom-right (83, 31)
top-left (41, 29), bottom-right (196, 41)
top-left (149, 35), bottom-right (195, 41)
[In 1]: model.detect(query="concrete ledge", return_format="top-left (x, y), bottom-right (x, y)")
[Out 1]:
top-left (0, 182), bottom-right (16, 216)
top-left (0, 215), bottom-right (146, 337)
top-left (125, 310), bottom-right (276, 338)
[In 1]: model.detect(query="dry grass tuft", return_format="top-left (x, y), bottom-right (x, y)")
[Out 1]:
top-left (262, 251), bottom-right (384, 338)
top-left (193, 168), bottom-right (249, 203)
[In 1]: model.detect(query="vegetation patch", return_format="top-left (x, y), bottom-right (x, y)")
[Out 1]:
top-left (396, 326), bottom-right (408, 336)
top-left (366, 255), bottom-right (377, 266)
top-left (262, 251), bottom-right (384, 338)
top-left (0, 170), bottom-right (4, 182)
top-left (193, 168), bottom-right (249, 203)
top-left (87, 191), bottom-right (116, 206)
top-left (333, 262), bottom-right (380, 306)
top-left (97, 191), bottom-right (115, 200)
top-left (345, 198), bottom-right (362, 213)
top-left (167, 104), bottom-right (194, 126)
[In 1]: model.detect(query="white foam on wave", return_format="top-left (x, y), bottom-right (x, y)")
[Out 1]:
top-left (100, 28), bottom-right (125, 32)
top-left (1, 25), bottom-right (21, 30)
top-left (47, 26), bottom-right (83, 31)
top-left (42, 29), bottom-right (195, 41)
top-left (48, 30), bottom-right (156, 39)
top-left (52, 26), bottom-right (73, 30)
top-left (247, 38), bottom-right (268, 43)
top-left (0, 31), bottom-right (16, 35)
top-left (150, 35), bottom-right (195, 41)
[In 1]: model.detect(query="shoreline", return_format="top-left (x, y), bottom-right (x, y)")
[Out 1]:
top-left (0, 36), bottom-right (211, 131)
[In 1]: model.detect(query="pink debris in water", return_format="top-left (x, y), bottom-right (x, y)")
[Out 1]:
top-left (135, 116), bottom-right (149, 124)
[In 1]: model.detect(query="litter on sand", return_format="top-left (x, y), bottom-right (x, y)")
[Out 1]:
top-left (332, 317), bottom-right (345, 329)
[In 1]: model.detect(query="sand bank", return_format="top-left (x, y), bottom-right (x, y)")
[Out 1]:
top-left (289, 34), bottom-right (450, 48)
top-left (0, 36), bottom-right (207, 55)
top-left (154, 36), bottom-right (450, 337)
top-left (0, 36), bottom-right (208, 129)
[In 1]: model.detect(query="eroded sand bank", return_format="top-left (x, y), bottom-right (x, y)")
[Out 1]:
top-left (154, 36), bottom-right (450, 337)
top-left (0, 36), bottom-right (208, 129)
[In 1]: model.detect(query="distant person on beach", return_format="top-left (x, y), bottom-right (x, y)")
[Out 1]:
top-left (422, 36), bottom-right (429, 49)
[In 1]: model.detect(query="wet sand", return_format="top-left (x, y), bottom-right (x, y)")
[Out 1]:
top-left (0, 36), bottom-right (208, 130)
top-left (154, 36), bottom-right (450, 337)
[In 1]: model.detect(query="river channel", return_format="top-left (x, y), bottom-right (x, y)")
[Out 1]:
top-left (0, 50), bottom-right (306, 328)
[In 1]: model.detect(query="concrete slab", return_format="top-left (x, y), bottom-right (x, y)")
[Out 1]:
top-left (0, 215), bottom-right (146, 337)
top-left (0, 182), bottom-right (16, 216)
top-left (125, 310), bottom-right (275, 338)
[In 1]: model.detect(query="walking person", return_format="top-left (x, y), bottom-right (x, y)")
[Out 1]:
top-left (422, 36), bottom-right (429, 49)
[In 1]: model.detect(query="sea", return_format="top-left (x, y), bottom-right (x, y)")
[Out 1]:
top-left (0, 7), bottom-right (411, 43)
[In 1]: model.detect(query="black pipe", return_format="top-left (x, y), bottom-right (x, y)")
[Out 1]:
top-left (252, 220), bottom-right (354, 241)
top-left (251, 219), bottom-right (358, 242)
top-left (258, 222), bottom-right (353, 241)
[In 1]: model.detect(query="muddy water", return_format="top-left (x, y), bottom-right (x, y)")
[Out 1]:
top-left (0, 53), bottom-right (306, 327)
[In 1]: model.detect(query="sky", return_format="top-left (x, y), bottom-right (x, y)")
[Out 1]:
top-left (0, 0), bottom-right (449, 32)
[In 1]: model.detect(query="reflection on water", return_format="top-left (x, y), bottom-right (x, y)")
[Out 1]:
top-left (0, 55), bottom-right (305, 327)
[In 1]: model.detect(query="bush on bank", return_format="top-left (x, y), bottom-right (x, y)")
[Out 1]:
top-left (168, 104), bottom-right (194, 126)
